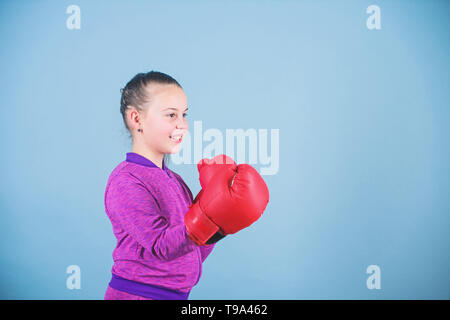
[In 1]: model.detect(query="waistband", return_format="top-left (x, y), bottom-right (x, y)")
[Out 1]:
top-left (108, 273), bottom-right (190, 300)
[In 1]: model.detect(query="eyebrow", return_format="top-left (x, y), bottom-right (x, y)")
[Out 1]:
top-left (163, 107), bottom-right (189, 112)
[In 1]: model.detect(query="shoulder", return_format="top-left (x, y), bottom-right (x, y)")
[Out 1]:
top-left (106, 161), bottom-right (145, 187)
top-left (106, 161), bottom-right (162, 198)
top-left (104, 162), bottom-right (162, 210)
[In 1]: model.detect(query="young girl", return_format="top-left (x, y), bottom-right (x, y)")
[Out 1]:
top-left (103, 71), bottom-right (215, 300)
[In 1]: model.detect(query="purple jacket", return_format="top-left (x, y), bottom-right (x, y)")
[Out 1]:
top-left (104, 152), bottom-right (215, 297)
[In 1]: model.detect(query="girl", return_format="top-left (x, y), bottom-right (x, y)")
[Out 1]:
top-left (103, 71), bottom-right (215, 300)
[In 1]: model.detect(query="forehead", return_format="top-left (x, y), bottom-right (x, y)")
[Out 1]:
top-left (146, 84), bottom-right (187, 110)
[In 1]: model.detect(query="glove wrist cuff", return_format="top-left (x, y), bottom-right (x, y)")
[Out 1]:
top-left (185, 202), bottom-right (220, 246)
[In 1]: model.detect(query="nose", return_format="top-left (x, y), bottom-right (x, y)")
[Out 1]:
top-left (176, 115), bottom-right (188, 130)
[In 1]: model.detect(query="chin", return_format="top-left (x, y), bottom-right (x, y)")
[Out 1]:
top-left (166, 146), bottom-right (182, 154)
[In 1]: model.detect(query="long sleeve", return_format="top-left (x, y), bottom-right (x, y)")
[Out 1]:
top-left (199, 243), bottom-right (215, 263)
top-left (105, 173), bottom-right (196, 262)
top-left (173, 174), bottom-right (216, 262)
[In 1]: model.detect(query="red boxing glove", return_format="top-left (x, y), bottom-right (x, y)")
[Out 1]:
top-left (185, 155), bottom-right (269, 246)
top-left (192, 154), bottom-right (236, 203)
top-left (198, 154), bottom-right (236, 189)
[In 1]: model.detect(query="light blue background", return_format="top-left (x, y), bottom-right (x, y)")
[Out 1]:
top-left (0, 0), bottom-right (449, 299)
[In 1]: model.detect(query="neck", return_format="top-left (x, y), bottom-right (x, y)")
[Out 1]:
top-left (131, 143), bottom-right (164, 169)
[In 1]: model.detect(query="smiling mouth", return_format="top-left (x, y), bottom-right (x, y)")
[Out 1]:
top-left (170, 135), bottom-right (183, 142)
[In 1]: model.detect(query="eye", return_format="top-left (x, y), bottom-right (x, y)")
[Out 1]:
top-left (168, 113), bottom-right (176, 118)
top-left (183, 113), bottom-right (188, 118)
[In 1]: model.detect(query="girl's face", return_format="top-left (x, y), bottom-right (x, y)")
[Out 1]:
top-left (140, 84), bottom-right (189, 156)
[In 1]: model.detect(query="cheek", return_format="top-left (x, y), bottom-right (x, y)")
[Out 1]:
top-left (162, 122), bottom-right (175, 135)
top-left (155, 123), bottom-right (175, 142)
top-left (150, 117), bottom-right (172, 134)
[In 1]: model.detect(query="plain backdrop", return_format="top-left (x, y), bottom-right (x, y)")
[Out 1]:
top-left (0, 0), bottom-right (449, 299)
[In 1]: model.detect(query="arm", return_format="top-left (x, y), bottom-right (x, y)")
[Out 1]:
top-left (175, 174), bottom-right (217, 261)
top-left (105, 173), bottom-right (196, 261)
